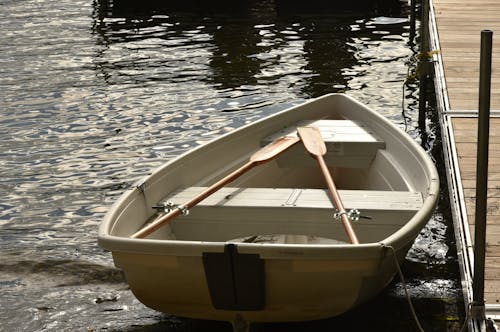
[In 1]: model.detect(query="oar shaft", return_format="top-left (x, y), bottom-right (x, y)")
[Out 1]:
top-left (131, 208), bottom-right (183, 239)
top-left (317, 156), bottom-right (360, 244)
top-left (131, 136), bottom-right (300, 239)
top-left (131, 161), bottom-right (255, 239)
top-left (187, 162), bottom-right (255, 207)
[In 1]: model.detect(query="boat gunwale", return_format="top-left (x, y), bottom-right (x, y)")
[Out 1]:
top-left (98, 93), bottom-right (439, 257)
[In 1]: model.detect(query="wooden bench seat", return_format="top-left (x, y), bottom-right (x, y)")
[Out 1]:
top-left (155, 186), bottom-right (424, 243)
top-left (263, 119), bottom-right (386, 168)
top-left (162, 187), bottom-right (423, 213)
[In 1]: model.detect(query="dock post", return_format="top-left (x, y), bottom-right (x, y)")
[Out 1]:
top-left (409, 0), bottom-right (417, 45)
top-left (471, 29), bottom-right (493, 321)
top-left (418, 0), bottom-right (430, 127)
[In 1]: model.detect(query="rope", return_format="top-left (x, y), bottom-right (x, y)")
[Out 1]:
top-left (383, 244), bottom-right (471, 332)
top-left (459, 303), bottom-right (472, 332)
top-left (382, 244), bottom-right (426, 332)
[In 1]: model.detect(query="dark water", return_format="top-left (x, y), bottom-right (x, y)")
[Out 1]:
top-left (0, 0), bottom-right (464, 330)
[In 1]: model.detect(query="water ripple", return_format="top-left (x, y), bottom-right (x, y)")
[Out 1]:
top-left (0, 0), bottom-right (462, 330)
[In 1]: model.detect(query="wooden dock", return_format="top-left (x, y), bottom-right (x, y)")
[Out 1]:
top-left (430, 0), bottom-right (500, 326)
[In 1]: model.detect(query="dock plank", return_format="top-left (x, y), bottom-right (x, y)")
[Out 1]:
top-left (433, 0), bottom-right (500, 112)
top-left (424, 0), bottom-right (500, 319)
top-left (448, 116), bottom-right (500, 314)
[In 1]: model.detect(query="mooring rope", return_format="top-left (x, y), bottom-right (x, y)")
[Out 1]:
top-left (459, 303), bottom-right (472, 332)
top-left (383, 243), bottom-right (473, 332)
top-left (382, 244), bottom-right (426, 332)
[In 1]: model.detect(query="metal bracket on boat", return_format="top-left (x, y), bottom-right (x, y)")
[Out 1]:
top-left (152, 201), bottom-right (175, 213)
top-left (177, 204), bottom-right (189, 216)
top-left (153, 201), bottom-right (190, 215)
top-left (333, 208), bottom-right (361, 222)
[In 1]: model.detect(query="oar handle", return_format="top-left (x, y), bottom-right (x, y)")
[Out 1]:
top-left (317, 156), bottom-right (360, 244)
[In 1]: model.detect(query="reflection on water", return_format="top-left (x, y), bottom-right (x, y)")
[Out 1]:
top-left (0, 0), bottom-right (464, 330)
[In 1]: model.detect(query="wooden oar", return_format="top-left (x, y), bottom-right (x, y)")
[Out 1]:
top-left (297, 126), bottom-right (360, 244)
top-left (131, 136), bottom-right (301, 239)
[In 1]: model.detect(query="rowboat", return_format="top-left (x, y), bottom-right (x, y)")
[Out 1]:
top-left (98, 94), bottom-right (439, 330)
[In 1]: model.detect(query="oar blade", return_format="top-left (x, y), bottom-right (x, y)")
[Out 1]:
top-left (250, 136), bottom-right (300, 163)
top-left (297, 126), bottom-right (327, 156)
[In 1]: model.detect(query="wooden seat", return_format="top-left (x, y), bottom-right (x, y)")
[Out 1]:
top-left (263, 119), bottom-right (386, 168)
top-left (163, 187), bottom-right (422, 213)
top-left (157, 187), bottom-right (423, 243)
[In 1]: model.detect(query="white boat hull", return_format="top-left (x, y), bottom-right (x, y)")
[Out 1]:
top-left (99, 94), bottom-right (439, 324)
top-left (111, 243), bottom-right (407, 322)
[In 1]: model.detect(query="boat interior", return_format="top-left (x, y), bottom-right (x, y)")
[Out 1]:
top-left (142, 119), bottom-right (425, 245)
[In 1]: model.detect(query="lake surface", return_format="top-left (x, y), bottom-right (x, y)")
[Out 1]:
top-left (0, 0), bottom-right (464, 330)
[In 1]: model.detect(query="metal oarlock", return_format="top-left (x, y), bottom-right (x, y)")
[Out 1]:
top-left (152, 201), bottom-right (189, 215)
top-left (164, 201), bottom-right (177, 212)
top-left (152, 201), bottom-right (176, 213)
top-left (178, 205), bottom-right (189, 216)
top-left (333, 208), bottom-right (361, 222)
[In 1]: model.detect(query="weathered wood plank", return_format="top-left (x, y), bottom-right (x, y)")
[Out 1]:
top-left (466, 202), bottom-right (500, 218)
top-left (434, 0), bottom-right (500, 112)
top-left (434, 0), bottom-right (500, 310)
top-left (455, 144), bottom-right (500, 154)
top-left (462, 179), bottom-right (500, 189)
top-left (433, 0), bottom-right (500, 304)
top-left (452, 118), bottom-right (500, 127)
